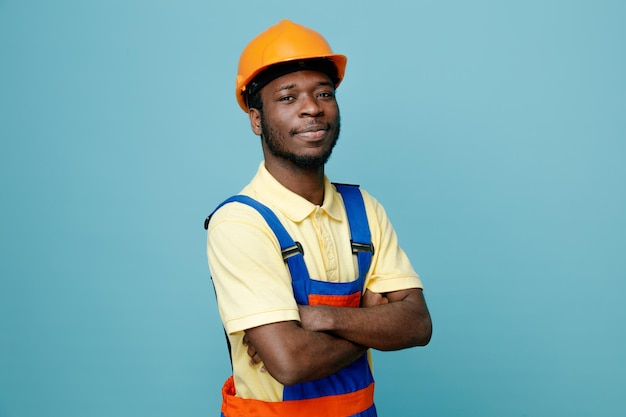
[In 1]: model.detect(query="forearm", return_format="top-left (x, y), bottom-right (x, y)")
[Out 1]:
top-left (245, 321), bottom-right (366, 386)
top-left (300, 288), bottom-right (432, 351)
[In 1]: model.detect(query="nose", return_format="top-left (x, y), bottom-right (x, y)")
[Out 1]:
top-left (299, 94), bottom-right (323, 117)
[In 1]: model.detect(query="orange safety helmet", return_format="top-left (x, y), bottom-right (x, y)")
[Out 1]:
top-left (235, 19), bottom-right (347, 112)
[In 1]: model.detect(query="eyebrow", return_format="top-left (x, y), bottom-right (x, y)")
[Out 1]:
top-left (273, 80), bottom-right (334, 93)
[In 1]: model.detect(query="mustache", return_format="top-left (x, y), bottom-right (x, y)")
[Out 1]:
top-left (290, 123), bottom-right (331, 135)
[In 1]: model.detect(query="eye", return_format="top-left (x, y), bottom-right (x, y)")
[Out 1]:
top-left (317, 91), bottom-right (335, 99)
top-left (278, 95), bottom-right (295, 102)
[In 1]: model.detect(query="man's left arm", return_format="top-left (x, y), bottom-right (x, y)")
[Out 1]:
top-left (298, 287), bottom-right (432, 351)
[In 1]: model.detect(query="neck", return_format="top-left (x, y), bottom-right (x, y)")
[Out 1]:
top-left (264, 158), bottom-right (326, 206)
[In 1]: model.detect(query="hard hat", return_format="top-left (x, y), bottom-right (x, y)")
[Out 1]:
top-left (235, 19), bottom-right (347, 112)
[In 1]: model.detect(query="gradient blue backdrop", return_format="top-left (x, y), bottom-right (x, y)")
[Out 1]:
top-left (1, 1), bottom-right (624, 416)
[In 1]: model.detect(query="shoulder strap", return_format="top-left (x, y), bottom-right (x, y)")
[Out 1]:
top-left (204, 189), bottom-right (373, 365)
top-left (333, 184), bottom-right (374, 282)
top-left (205, 189), bottom-right (374, 291)
top-left (205, 195), bottom-right (310, 305)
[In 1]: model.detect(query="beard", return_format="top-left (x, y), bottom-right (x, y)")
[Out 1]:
top-left (260, 112), bottom-right (341, 170)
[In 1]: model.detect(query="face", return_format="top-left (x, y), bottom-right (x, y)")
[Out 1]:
top-left (250, 70), bottom-right (341, 170)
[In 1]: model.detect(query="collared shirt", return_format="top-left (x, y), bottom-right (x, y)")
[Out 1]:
top-left (207, 162), bottom-right (422, 401)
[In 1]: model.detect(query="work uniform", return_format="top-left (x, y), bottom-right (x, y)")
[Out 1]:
top-left (207, 162), bottom-right (422, 416)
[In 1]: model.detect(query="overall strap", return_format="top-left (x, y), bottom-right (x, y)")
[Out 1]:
top-left (205, 195), bottom-right (310, 305)
top-left (333, 184), bottom-right (374, 282)
top-left (204, 187), bottom-right (374, 303)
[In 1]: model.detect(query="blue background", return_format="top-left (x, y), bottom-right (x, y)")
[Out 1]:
top-left (1, 1), bottom-right (624, 416)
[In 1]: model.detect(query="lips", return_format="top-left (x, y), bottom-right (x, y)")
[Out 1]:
top-left (293, 125), bottom-right (328, 140)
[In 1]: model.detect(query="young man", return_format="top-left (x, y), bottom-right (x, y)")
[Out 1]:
top-left (206, 19), bottom-right (432, 417)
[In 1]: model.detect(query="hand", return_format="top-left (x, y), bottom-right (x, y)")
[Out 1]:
top-left (243, 333), bottom-right (266, 372)
top-left (360, 289), bottom-right (389, 308)
top-left (298, 304), bottom-right (325, 332)
top-left (298, 291), bottom-right (389, 333)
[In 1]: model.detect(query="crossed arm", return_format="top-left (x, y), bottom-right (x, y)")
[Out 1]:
top-left (243, 287), bottom-right (431, 386)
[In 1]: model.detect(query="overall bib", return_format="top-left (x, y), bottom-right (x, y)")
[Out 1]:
top-left (208, 184), bottom-right (377, 417)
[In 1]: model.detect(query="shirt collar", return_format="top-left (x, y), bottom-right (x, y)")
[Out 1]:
top-left (249, 162), bottom-right (343, 223)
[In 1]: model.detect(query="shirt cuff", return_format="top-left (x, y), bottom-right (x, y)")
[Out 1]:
top-left (225, 308), bottom-right (301, 334)
top-left (366, 275), bottom-right (423, 294)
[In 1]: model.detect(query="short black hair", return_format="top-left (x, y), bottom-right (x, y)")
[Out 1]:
top-left (245, 58), bottom-right (339, 111)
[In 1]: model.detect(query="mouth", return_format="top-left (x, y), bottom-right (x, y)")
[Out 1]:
top-left (293, 125), bottom-right (329, 141)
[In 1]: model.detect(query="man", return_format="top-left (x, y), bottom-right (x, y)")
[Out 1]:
top-left (206, 19), bottom-right (432, 417)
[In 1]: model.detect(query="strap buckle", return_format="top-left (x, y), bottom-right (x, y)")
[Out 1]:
top-left (351, 241), bottom-right (374, 255)
top-left (203, 215), bottom-right (212, 230)
top-left (282, 241), bottom-right (304, 260)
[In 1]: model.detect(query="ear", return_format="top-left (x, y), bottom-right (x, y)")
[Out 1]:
top-left (248, 108), bottom-right (262, 136)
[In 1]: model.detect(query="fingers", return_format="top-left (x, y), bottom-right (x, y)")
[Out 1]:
top-left (243, 333), bottom-right (266, 372)
top-left (247, 344), bottom-right (259, 362)
top-left (247, 349), bottom-right (266, 372)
